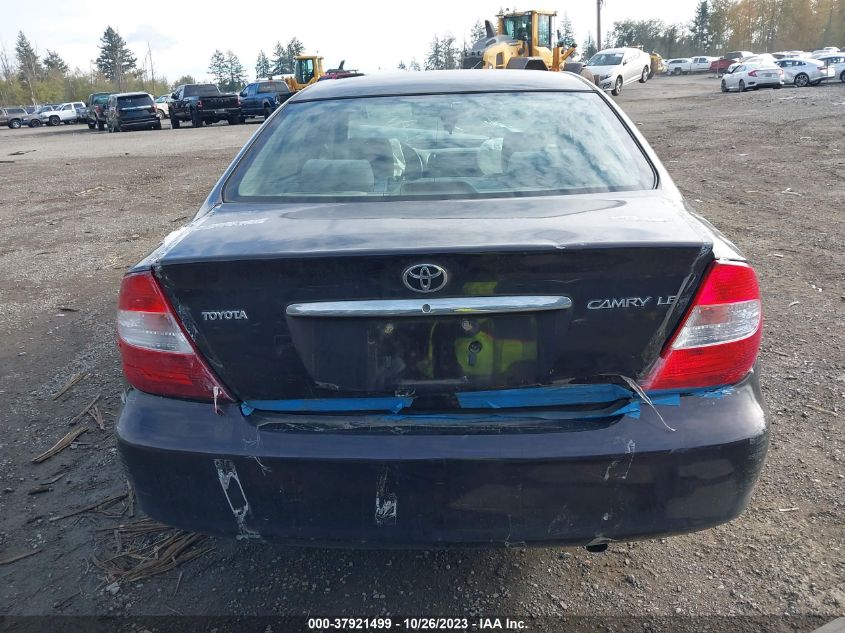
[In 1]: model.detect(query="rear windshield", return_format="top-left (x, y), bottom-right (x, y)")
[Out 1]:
top-left (116, 94), bottom-right (153, 108)
top-left (224, 91), bottom-right (655, 203)
top-left (91, 94), bottom-right (110, 105)
top-left (258, 81), bottom-right (289, 94)
top-left (587, 53), bottom-right (623, 66)
top-left (184, 84), bottom-right (220, 97)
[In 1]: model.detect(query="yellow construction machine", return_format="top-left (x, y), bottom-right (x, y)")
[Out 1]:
top-left (284, 55), bottom-right (324, 92)
top-left (462, 9), bottom-right (582, 73)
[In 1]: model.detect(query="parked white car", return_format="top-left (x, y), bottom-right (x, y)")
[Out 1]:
top-left (811, 47), bottom-right (840, 58)
top-left (41, 101), bottom-right (86, 126)
top-left (154, 95), bottom-right (169, 119)
top-left (720, 62), bottom-right (784, 92)
top-left (665, 56), bottom-right (718, 74)
top-left (816, 53), bottom-right (845, 82)
top-left (585, 47), bottom-right (653, 95)
top-left (775, 58), bottom-right (835, 86)
top-left (742, 53), bottom-right (777, 65)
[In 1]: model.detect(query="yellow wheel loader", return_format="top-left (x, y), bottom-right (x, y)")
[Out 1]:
top-left (284, 55), bottom-right (324, 93)
top-left (462, 9), bottom-right (590, 79)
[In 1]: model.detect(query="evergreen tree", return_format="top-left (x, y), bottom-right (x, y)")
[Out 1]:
top-left (425, 35), bottom-right (443, 70)
top-left (581, 32), bottom-right (597, 60)
top-left (408, 58), bottom-right (421, 71)
top-left (15, 31), bottom-right (41, 103)
top-left (224, 50), bottom-right (246, 91)
top-left (255, 50), bottom-right (271, 79)
top-left (172, 75), bottom-right (196, 90)
top-left (43, 49), bottom-right (68, 74)
top-left (270, 41), bottom-right (285, 74)
top-left (95, 27), bottom-right (137, 89)
top-left (690, 1), bottom-right (711, 51)
top-left (470, 20), bottom-right (488, 44)
top-left (558, 12), bottom-right (576, 45)
top-left (285, 37), bottom-right (305, 72)
top-left (707, 0), bottom-right (733, 52)
top-left (441, 33), bottom-right (459, 69)
top-left (397, 60), bottom-right (407, 69)
top-left (208, 49), bottom-right (227, 88)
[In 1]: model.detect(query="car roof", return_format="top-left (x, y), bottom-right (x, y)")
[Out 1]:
top-left (112, 92), bottom-right (152, 97)
top-left (288, 69), bottom-right (595, 103)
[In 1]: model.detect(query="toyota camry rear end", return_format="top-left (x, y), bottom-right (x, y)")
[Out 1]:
top-left (116, 70), bottom-right (767, 547)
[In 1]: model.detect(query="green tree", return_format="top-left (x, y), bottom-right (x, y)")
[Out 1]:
top-left (43, 49), bottom-right (68, 74)
top-left (707, 0), bottom-right (734, 52)
top-left (95, 27), bottom-right (137, 89)
top-left (224, 50), bottom-right (246, 91)
top-left (255, 50), bottom-right (271, 79)
top-left (690, 0), bottom-right (712, 51)
top-left (208, 49), bottom-right (227, 88)
top-left (270, 41), bottom-right (286, 74)
top-left (470, 20), bottom-right (488, 44)
top-left (172, 75), bottom-right (196, 90)
top-left (408, 58), bottom-right (421, 71)
top-left (425, 35), bottom-right (442, 70)
top-left (581, 32), bottom-right (597, 60)
top-left (15, 31), bottom-right (41, 103)
top-left (441, 33), bottom-right (459, 69)
top-left (397, 60), bottom-right (407, 69)
top-left (285, 37), bottom-right (305, 70)
top-left (558, 12), bottom-right (576, 45)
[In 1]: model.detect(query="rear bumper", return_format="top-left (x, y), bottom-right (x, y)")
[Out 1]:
top-left (116, 116), bottom-right (159, 128)
top-left (117, 377), bottom-right (768, 547)
top-left (198, 107), bottom-right (241, 118)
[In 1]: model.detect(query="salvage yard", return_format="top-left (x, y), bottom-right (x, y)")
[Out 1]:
top-left (0, 74), bottom-right (843, 623)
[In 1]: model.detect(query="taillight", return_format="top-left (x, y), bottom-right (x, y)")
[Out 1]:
top-left (117, 271), bottom-right (231, 402)
top-left (748, 70), bottom-right (758, 77)
top-left (642, 261), bottom-right (762, 391)
top-left (196, 99), bottom-right (203, 109)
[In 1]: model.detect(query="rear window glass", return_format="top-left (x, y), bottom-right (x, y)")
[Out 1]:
top-left (258, 81), bottom-right (288, 94)
top-left (224, 91), bottom-right (655, 203)
top-left (91, 94), bottom-right (110, 105)
top-left (184, 84), bottom-right (220, 97)
top-left (116, 95), bottom-right (153, 108)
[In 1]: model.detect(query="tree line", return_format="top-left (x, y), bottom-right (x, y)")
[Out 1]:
top-left (207, 38), bottom-right (305, 91)
top-left (585, 0), bottom-right (844, 60)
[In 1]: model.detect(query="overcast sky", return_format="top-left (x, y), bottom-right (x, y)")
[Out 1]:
top-left (2, 0), bottom-right (700, 82)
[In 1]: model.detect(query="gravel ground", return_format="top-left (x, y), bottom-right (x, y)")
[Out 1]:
top-left (0, 74), bottom-right (842, 628)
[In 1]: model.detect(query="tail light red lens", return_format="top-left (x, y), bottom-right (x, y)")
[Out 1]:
top-left (196, 99), bottom-right (203, 109)
top-left (117, 271), bottom-right (231, 402)
top-left (748, 70), bottom-right (758, 77)
top-left (642, 261), bottom-right (762, 391)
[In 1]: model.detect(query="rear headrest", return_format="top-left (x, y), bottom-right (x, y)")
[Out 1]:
top-left (300, 159), bottom-right (374, 193)
top-left (343, 138), bottom-right (397, 180)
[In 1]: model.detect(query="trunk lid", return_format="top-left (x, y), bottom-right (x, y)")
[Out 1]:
top-left (150, 191), bottom-right (714, 403)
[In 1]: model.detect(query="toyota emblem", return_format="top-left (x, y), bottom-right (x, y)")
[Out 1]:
top-left (403, 264), bottom-right (448, 293)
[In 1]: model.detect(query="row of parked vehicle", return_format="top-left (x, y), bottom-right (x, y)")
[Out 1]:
top-left (2, 77), bottom-right (296, 132)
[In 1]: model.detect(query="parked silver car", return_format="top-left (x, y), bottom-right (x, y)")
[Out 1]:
top-left (775, 58), bottom-right (834, 86)
top-left (720, 62), bottom-right (784, 92)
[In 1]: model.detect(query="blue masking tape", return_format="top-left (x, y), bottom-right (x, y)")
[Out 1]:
top-left (242, 396), bottom-right (413, 415)
top-left (456, 384), bottom-right (634, 409)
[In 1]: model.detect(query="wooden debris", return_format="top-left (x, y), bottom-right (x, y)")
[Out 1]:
top-left (68, 393), bottom-right (101, 425)
top-left (26, 473), bottom-right (67, 495)
top-left (125, 480), bottom-right (135, 518)
top-left (92, 518), bottom-right (212, 585)
top-left (32, 427), bottom-right (87, 463)
top-left (49, 491), bottom-right (127, 523)
top-left (57, 306), bottom-right (79, 312)
top-left (52, 373), bottom-right (87, 400)
top-left (805, 403), bottom-right (837, 417)
top-left (88, 405), bottom-right (106, 430)
top-left (0, 549), bottom-right (41, 565)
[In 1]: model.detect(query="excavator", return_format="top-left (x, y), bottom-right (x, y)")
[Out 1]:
top-left (462, 9), bottom-right (586, 75)
top-left (285, 56), bottom-right (363, 93)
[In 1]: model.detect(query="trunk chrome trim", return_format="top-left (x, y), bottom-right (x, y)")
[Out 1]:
top-left (286, 296), bottom-right (572, 317)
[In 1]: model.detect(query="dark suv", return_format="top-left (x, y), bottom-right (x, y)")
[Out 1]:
top-left (86, 92), bottom-right (112, 130)
top-left (106, 92), bottom-right (161, 132)
top-left (238, 80), bottom-right (292, 121)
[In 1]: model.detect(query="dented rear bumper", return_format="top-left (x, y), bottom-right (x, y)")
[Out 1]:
top-left (116, 378), bottom-right (768, 547)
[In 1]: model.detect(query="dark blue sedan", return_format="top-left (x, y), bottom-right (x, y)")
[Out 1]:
top-left (116, 70), bottom-right (767, 548)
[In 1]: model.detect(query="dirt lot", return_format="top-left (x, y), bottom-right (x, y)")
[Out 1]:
top-left (0, 74), bottom-right (843, 628)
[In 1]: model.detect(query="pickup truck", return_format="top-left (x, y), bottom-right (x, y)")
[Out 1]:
top-left (42, 101), bottom-right (86, 126)
top-left (238, 80), bottom-right (292, 121)
top-left (665, 56), bottom-right (718, 75)
top-left (169, 84), bottom-right (241, 128)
